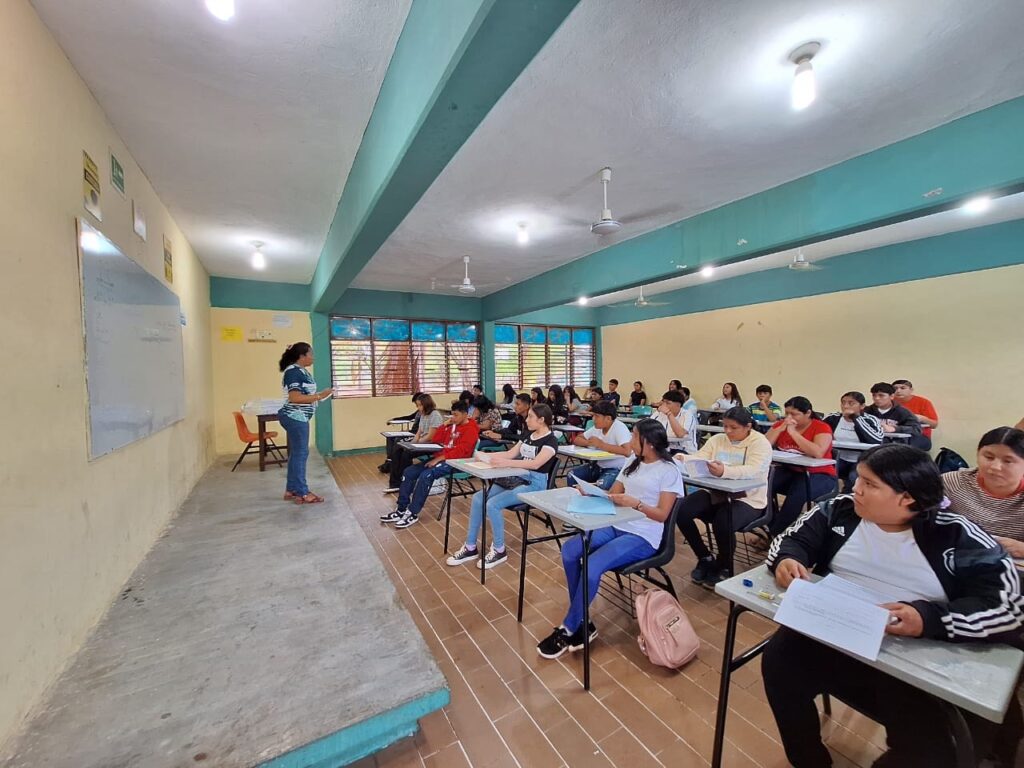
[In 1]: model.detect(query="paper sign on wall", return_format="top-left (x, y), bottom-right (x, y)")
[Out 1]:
top-left (110, 151), bottom-right (126, 197)
top-left (83, 150), bottom-right (102, 221)
top-left (133, 200), bottom-right (147, 241)
top-left (221, 326), bottom-right (243, 342)
top-left (163, 235), bottom-right (173, 283)
top-left (272, 314), bottom-right (293, 328)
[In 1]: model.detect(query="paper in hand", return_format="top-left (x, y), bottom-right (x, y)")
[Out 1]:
top-left (680, 458), bottom-right (711, 478)
top-left (774, 578), bottom-right (888, 661)
top-left (575, 478), bottom-right (609, 498)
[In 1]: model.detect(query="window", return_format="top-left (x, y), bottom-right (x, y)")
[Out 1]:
top-left (493, 324), bottom-right (596, 389)
top-left (329, 316), bottom-right (480, 398)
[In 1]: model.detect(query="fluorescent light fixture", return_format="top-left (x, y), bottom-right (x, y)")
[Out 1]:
top-left (701, 266), bottom-right (715, 278)
top-left (577, 296), bottom-right (589, 306)
top-left (517, 223), bottom-right (529, 246)
top-left (251, 241), bottom-right (266, 270)
top-left (789, 42), bottom-right (821, 111)
top-left (962, 195), bottom-right (991, 215)
top-left (206, 0), bottom-right (235, 21)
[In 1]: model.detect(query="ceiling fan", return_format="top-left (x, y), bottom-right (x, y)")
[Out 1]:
top-left (787, 249), bottom-right (823, 272)
top-left (591, 167), bottom-right (622, 236)
top-left (449, 255), bottom-right (496, 294)
top-left (608, 285), bottom-right (671, 309)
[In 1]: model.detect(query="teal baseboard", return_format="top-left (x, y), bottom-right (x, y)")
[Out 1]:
top-left (259, 687), bottom-right (450, 768)
top-left (327, 446), bottom-right (387, 458)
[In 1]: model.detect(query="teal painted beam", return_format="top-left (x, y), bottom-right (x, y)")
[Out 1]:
top-left (334, 288), bottom-right (481, 321)
top-left (482, 96), bottom-right (1024, 320)
top-left (481, 320), bottom-right (496, 396)
top-left (310, 312), bottom-right (334, 456)
top-left (311, 0), bottom-right (581, 312)
top-left (211, 276), bottom-right (311, 311)
top-left (501, 304), bottom-right (598, 326)
top-left (595, 218), bottom-right (1024, 326)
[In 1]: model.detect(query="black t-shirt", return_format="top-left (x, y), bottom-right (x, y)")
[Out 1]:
top-left (630, 390), bottom-right (647, 406)
top-left (517, 430), bottom-right (560, 475)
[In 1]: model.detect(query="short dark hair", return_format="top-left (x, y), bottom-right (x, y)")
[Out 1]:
top-left (978, 427), bottom-right (1024, 460)
top-left (589, 379), bottom-right (598, 387)
top-left (450, 400), bottom-right (469, 414)
top-left (514, 393), bottom-right (532, 405)
top-left (841, 391), bottom-right (866, 405)
top-left (530, 403), bottom-right (554, 426)
top-left (871, 382), bottom-right (896, 396)
top-left (459, 389), bottom-right (474, 403)
top-left (634, 380), bottom-right (643, 387)
top-left (892, 379), bottom-right (913, 388)
top-left (591, 400), bottom-right (617, 417)
top-left (472, 383), bottom-right (483, 390)
top-left (472, 395), bottom-right (493, 411)
top-left (669, 379), bottom-right (682, 390)
top-left (858, 444), bottom-right (943, 515)
top-left (723, 406), bottom-right (753, 427)
top-left (609, 379), bottom-right (619, 385)
top-left (590, 387), bottom-right (604, 397)
top-left (411, 391), bottom-right (424, 403)
top-left (661, 390), bottom-right (685, 405)
top-left (784, 396), bottom-right (813, 414)
top-left (755, 384), bottom-right (773, 395)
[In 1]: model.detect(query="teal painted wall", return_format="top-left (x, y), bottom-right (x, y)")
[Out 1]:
top-left (332, 288), bottom-right (481, 321)
top-left (310, 312), bottom-right (333, 456)
top-left (210, 277), bottom-right (310, 312)
top-left (595, 218), bottom-right (1024, 326)
top-left (502, 305), bottom-right (598, 326)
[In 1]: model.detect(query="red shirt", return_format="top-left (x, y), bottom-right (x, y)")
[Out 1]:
top-left (898, 394), bottom-right (937, 438)
top-left (771, 419), bottom-right (837, 476)
top-left (435, 419), bottom-right (479, 461)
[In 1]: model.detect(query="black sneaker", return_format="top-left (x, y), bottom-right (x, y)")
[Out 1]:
top-left (377, 461), bottom-right (391, 474)
top-left (690, 556), bottom-right (717, 585)
top-left (537, 627), bottom-right (571, 659)
top-left (445, 545), bottom-right (478, 566)
top-left (707, 568), bottom-right (732, 587)
top-left (379, 508), bottom-right (404, 523)
top-left (394, 512), bottom-right (419, 529)
top-left (566, 622), bottom-right (598, 651)
top-left (476, 547), bottom-right (507, 570)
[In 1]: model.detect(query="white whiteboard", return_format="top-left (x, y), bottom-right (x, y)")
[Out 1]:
top-left (78, 220), bottom-right (185, 459)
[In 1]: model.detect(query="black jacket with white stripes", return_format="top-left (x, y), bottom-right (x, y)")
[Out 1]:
top-left (767, 495), bottom-right (1024, 643)
top-left (823, 412), bottom-right (885, 445)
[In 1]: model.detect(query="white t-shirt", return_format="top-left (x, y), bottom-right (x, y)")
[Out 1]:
top-left (613, 460), bottom-right (684, 548)
top-left (832, 418), bottom-right (861, 463)
top-left (653, 408), bottom-right (698, 454)
top-left (713, 397), bottom-right (740, 410)
top-left (683, 398), bottom-right (698, 412)
top-left (582, 418), bottom-right (632, 468)
top-left (829, 520), bottom-right (947, 604)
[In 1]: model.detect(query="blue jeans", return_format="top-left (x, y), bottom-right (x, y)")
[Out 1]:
top-left (561, 527), bottom-right (655, 633)
top-left (278, 411), bottom-right (310, 496)
top-left (567, 463), bottom-right (620, 491)
top-left (465, 471), bottom-right (548, 551)
top-left (398, 462), bottom-right (453, 515)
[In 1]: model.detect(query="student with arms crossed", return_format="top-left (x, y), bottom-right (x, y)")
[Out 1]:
top-left (380, 401), bottom-right (479, 529)
top-left (864, 382), bottom-right (922, 443)
top-left (629, 381), bottom-right (647, 407)
top-left (567, 400), bottom-right (633, 490)
top-left (823, 391), bottom-right (884, 489)
top-left (537, 420), bottom-right (683, 658)
top-left (766, 396), bottom-right (837, 536)
top-left (445, 404), bottom-right (559, 570)
top-left (747, 384), bottom-right (783, 424)
top-left (603, 379), bottom-right (622, 409)
top-left (763, 444), bottom-right (1023, 768)
top-left (893, 379), bottom-right (938, 451)
top-left (675, 407), bottom-right (772, 586)
top-left (481, 393), bottom-right (530, 444)
top-left (653, 389), bottom-right (698, 454)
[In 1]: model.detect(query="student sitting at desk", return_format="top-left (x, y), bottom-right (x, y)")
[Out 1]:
top-left (943, 426), bottom-right (1024, 557)
top-left (747, 384), bottom-right (782, 424)
top-left (538, 420), bottom-right (684, 659)
top-left (547, 384), bottom-right (569, 424)
top-left (386, 394), bottom-right (444, 492)
top-left (567, 400), bottom-right (633, 490)
top-left (379, 392), bottom-right (423, 474)
top-left (713, 382), bottom-right (743, 411)
top-left (482, 393), bottom-right (530, 444)
top-left (530, 386), bottom-right (545, 406)
top-left (823, 391), bottom-right (884, 489)
top-left (446, 404), bottom-right (559, 570)
top-left (864, 382), bottom-right (922, 442)
top-left (501, 383), bottom-right (516, 405)
top-left (587, 387), bottom-right (604, 405)
top-left (380, 401), bottom-right (479, 529)
top-left (474, 395), bottom-right (503, 448)
top-left (681, 385), bottom-right (698, 413)
top-left (892, 379), bottom-right (939, 451)
top-left (675, 407), bottom-right (772, 587)
top-left (766, 396), bottom-right (837, 536)
top-left (763, 443), bottom-right (1024, 768)
top-left (564, 385), bottom-right (584, 413)
top-left (630, 381), bottom-right (647, 407)
top-left (653, 390), bottom-right (698, 454)
top-left (603, 379), bottom-right (622, 409)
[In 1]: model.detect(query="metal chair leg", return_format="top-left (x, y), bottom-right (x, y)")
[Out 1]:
top-left (231, 443), bottom-right (253, 471)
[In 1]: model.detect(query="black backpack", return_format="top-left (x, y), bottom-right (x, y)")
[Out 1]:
top-left (935, 447), bottom-right (969, 474)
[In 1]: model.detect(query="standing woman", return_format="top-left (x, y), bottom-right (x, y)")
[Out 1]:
top-left (278, 343), bottom-right (333, 504)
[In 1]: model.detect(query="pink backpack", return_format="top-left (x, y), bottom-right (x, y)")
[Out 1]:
top-left (635, 589), bottom-right (700, 668)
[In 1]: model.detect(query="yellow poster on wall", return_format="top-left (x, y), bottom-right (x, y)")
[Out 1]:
top-left (163, 235), bottom-right (173, 283)
top-left (221, 326), bottom-right (243, 342)
top-left (83, 150), bottom-right (102, 221)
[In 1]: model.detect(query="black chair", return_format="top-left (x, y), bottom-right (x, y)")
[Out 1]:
top-left (700, 466), bottom-right (776, 569)
top-left (513, 463), bottom-right (565, 621)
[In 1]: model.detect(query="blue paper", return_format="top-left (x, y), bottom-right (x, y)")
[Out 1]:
top-left (567, 495), bottom-right (616, 515)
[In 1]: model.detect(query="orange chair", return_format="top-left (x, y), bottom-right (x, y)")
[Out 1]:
top-left (232, 412), bottom-right (287, 471)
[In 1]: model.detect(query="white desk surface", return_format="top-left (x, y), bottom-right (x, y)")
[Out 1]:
top-left (516, 487), bottom-right (645, 532)
top-left (387, 418), bottom-right (415, 426)
top-left (380, 431), bottom-right (413, 439)
top-left (552, 424), bottom-right (585, 433)
top-left (698, 424), bottom-right (725, 433)
top-left (498, 404), bottom-right (514, 412)
top-left (676, 470), bottom-right (764, 495)
top-left (557, 445), bottom-right (621, 460)
top-left (883, 432), bottom-right (912, 440)
top-left (771, 450), bottom-right (836, 468)
top-left (832, 439), bottom-right (878, 452)
top-left (618, 416), bottom-right (642, 425)
top-left (716, 566), bottom-right (1024, 723)
top-left (445, 458), bottom-right (530, 481)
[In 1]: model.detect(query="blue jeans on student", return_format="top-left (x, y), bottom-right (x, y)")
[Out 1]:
top-left (397, 461), bottom-right (453, 516)
top-left (567, 463), bottom-right (620, 491)
top-left (278, 411), bottom-right (310, 497)
top-left (561, 527), bottom-right (655, 633)
top-left (465, 471), bottom-right (548, 551)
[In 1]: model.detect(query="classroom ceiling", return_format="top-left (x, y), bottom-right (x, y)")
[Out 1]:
top-left (352, 0), bottom-right (1024, 297)
top-left (29, 0), bottom-right (411, 283)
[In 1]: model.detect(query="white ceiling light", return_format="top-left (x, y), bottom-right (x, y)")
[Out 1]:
top-left (251, 241), bottom-right (266, 270)
top-left (701, 265), bottom-right (715, 277)
top-left (789, 42), bottom-right (821, 111)
top-left (962, 195), bottom-right (992, 214)
top-left (577, 296), bottom-right (589, 306)
top-left (591, 167), bottom-right (622, 236)
top-left (205, 0), bottom-right (235, 21)
top-left (516, 222), bottom-right (529, 245)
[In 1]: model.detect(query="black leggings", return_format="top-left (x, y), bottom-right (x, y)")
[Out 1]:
top-left (675, 490), bottom-right (762, 569)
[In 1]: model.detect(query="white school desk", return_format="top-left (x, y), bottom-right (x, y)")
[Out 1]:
top-left (675, 470), bottom-right (765, 574)
top-left (444, 459), bottom-right (529, 585)
top-left (698, 424), bottom-right (725, 434)
top-left (515, 486), bottom-right (644, 690)
top-left (770, 450), bottom-right (836, 469)
top-left (552, 424), bottom-right (585, 433)
top-left (710, 565), bottom-right (1023, 768)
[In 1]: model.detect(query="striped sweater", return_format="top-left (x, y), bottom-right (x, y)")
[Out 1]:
top-left (943, 468), bottom-right (1024, 541)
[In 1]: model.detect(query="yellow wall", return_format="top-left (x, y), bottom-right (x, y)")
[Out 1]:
top-left (0, 0), bottom-right (214, 746)
top-left (332, 393), bottom-right (463, 451)
top-left (601, 264), bottom-right (1024, 461)
top-left (210, 308), bottom-right (315, 454)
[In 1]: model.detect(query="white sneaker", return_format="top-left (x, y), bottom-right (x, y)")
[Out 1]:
top-left (394, 512), bottom-right (419, 529)
top-left (379, 508), bottom-right (403, 523)
top-left (476, 547), bottom-right (508, 570)
top-left (445, 546), bottom-right (479, 566)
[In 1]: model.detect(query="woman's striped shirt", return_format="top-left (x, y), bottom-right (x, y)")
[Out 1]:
top-left (943, 468), bottom-right (1024, 541)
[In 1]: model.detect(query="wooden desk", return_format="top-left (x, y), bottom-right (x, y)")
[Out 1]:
top-left (256, 413), bottom-right (288, 472)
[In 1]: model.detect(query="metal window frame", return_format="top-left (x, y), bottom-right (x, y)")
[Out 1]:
top-left (494, 323), bottom-right (597, 389)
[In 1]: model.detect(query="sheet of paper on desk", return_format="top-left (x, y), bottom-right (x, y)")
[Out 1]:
top-left (463, 460), bottom-right (493, 470)
top-left (567, 495), bottom-right (616, 515)
top-left (575, 478), bottom-right (609, 498)
top-left (409, 443), bottom-right (442, 450)
top-left (680, 458), bottom-right (711, 478)
top-left (574, 448), bottom-right (616, 459)
top-left (382, 431), bottom-right (413, 437)
top-left (819, 574), bottom-right (901, 605)
top-left (774, 578), bottom-right (888, 661)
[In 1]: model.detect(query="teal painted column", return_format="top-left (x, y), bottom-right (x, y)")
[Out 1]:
top-left (481, 320), bottom-right (496, 399)
top-left (310, 312), bottom-right (334, 456)
top-left (594, 328), bottom-right (603, 388)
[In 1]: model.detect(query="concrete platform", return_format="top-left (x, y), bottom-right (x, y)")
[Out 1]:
top-left (1, 457), bottom-right (448, 768)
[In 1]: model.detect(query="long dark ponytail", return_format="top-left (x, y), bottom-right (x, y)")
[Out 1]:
top-left (279, 342), bottom-right (311, 372)
top-left (624, 418), bottom-right (673, 476)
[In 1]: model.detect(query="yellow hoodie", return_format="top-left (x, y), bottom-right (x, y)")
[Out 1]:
top-left (679, 430), bottom-right (773, 509)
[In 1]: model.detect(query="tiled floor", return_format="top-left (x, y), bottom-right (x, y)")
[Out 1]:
top-left (328, 454), bottom-right (888, 768)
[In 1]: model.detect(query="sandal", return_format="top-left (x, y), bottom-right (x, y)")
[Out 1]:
top-left (294, 493), bottom-right (325, 504)
top-left (283, 491), bottom-right (298, 500)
